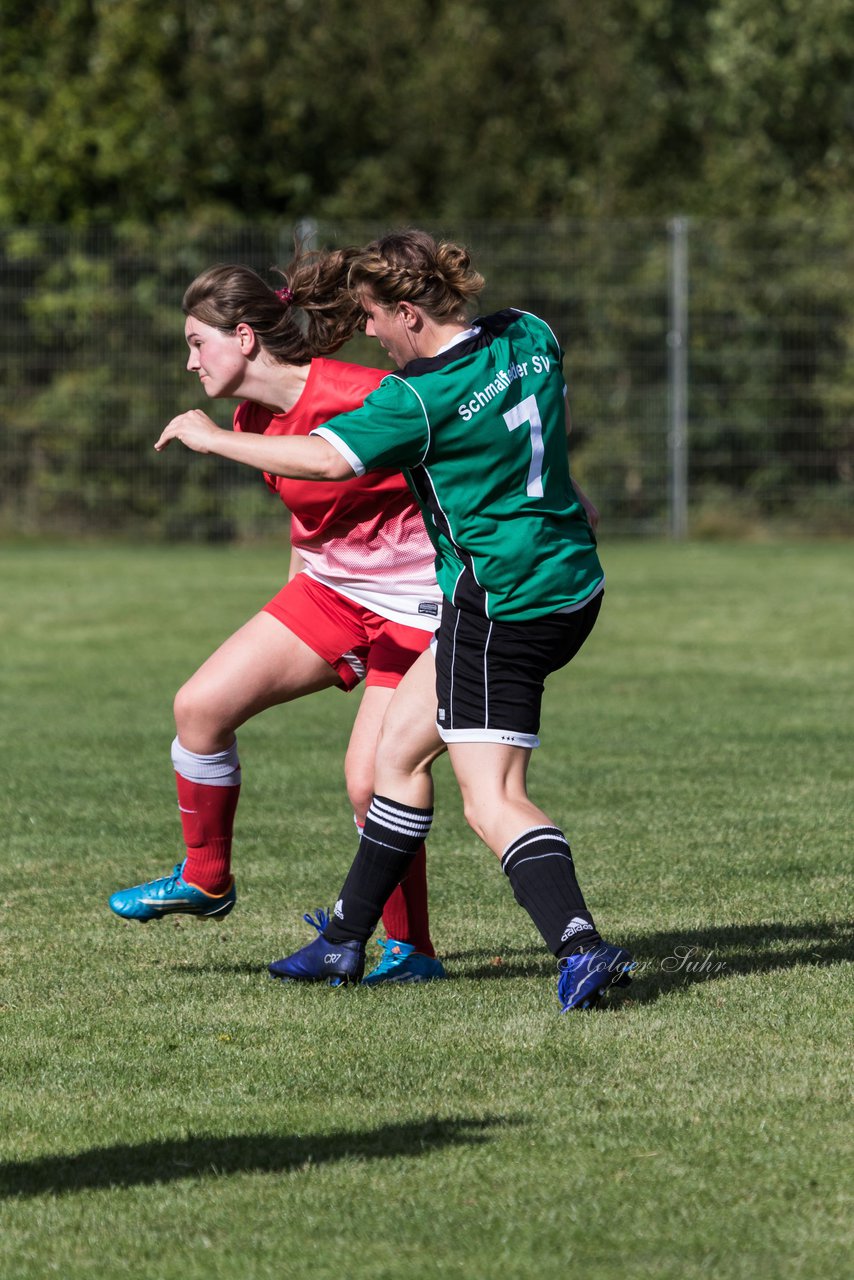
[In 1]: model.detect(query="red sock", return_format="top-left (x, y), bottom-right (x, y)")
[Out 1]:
top-left (176, 772), bottom-right (240, 895)
top-left (381, 842), bottom-right (436, 956)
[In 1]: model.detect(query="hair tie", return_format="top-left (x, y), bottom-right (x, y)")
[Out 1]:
top-left (276, 285), bottom-right (294, 306)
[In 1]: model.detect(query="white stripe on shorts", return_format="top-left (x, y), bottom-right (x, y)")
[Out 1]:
top-left (341, 649), bottom-right (367, 680)
top-left (482, 619), bottom-right (493, 728)
top-left (435, 725), bottom-right (540, 749)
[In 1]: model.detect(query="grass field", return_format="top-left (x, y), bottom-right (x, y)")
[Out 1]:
top-left (1, 539), bottom-right (851, 1280)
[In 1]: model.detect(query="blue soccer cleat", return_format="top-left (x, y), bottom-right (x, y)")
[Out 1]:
top-left (268, 909), bottom-right (365, 985)
top-left (362, 938), bottom-right (447, 986)
top-left (557, 941), bottom-right (635, 1012)
top-left (109, 862), bottom-right (236, 923)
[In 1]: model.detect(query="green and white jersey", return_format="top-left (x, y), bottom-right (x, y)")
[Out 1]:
top-left (313, 309), bottom-right (603, 622)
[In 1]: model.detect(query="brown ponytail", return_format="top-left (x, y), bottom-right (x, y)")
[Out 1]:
top-left (181, 248), bottom-right (366, 366)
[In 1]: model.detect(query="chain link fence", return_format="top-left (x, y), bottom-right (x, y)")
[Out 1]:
top-left (1, 219), bottom-right (851, 539)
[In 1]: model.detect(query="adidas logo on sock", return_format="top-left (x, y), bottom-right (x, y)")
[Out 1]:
top-left (333, 898), bottom-right (344, 920)
top-left (561, 916), bottom-right (592, 942)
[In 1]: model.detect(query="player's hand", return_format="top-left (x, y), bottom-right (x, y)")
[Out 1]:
top-left (155, 410), bottom-right (223, 453)
top-left (579, 491), bottom-right (600, 532)
top-left (572, 479), bottom-right (600, 532)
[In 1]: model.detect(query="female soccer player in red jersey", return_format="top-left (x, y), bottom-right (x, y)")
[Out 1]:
top-left (108, 253), bottom-right (445, 985)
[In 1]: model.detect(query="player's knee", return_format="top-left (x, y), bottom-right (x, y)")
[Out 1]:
top-left (173, 682), bottom-right (190, 731)
top-left (457, 773), bottom-right (508, 842)
top-left (376, 710), bottom-right (442, 778)
top-left (374, 716), bottom-right (402, 774)
top-left (173, 677), bottom-right (225, 741)
top-left (344, 766), bottom-right (373, 825)
top-left (460, 793), bottom-right (490, 843)
top-left (173, 680), bottom-right (198, 734)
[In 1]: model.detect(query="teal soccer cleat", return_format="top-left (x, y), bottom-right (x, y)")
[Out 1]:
top-left (361, 938), bottom-right (447, 986)
top-left (109, 862), bottom-right (236, 922)
top-left (557, 941), bottom-right (635, 1011)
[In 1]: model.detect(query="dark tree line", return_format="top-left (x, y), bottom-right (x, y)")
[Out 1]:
top-left (1, 0), bottom-right (852, 228)
top-left (0, 2), bottom-right (851, 537)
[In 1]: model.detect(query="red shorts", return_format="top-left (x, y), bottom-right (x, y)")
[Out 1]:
top-left (263, 573), bottom-right (433, 692)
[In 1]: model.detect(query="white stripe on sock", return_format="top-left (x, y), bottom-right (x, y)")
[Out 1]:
top-left (368, 796), bottom-right (433, 838)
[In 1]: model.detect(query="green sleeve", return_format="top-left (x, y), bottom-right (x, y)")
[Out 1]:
top-left (311, 375), bottom-right (429, 476)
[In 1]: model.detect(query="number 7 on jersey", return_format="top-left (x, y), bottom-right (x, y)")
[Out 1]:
top-left (503, 393), bottom-right (545, 498)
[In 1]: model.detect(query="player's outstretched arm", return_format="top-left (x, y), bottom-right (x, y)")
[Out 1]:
top-left (154, 410), bottom-right (355, 480)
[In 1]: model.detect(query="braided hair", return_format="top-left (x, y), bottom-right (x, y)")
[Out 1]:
top-left (347, 230), bottom-right (484, 322)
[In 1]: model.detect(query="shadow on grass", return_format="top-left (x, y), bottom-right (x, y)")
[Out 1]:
top-left (432, 919), bottom-right (854, 1001)
top-left (0, 1114), bottom-right (513, 1200)
top-left (621, 918), bottom-right (854, 1004)
top-left (169, 921), bottom-right (853, 1003)
top-left (174, 950), bottom-right (552, 981)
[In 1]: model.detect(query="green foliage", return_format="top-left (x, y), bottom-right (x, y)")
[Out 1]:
top-left (2, 2), bottom-right (850, 537)
top-left (700, 0), bottom-right (854, 215)
top-left (0, 223), bottom-right (268, 537)
top-left (0, 0), bottom-right (851, 226)
top-left (2, 4), bottom-right (850, 539)
top-left (1, 541), bottom-right (852, 1278)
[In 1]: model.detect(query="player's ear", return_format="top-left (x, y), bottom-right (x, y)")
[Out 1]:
top-left (235, 322), bottom-right (257, 353)
top-left (398, 302), bottom-right (420, 329)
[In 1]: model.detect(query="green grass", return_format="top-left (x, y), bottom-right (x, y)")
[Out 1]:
top-left (1, 540), bottom-right (851, 1280)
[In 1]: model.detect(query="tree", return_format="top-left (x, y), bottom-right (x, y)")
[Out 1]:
top-left (1, 0), bottom-right (851, 227)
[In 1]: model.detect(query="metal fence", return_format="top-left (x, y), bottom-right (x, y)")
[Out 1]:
top-left (1, 219), bottom-right (851, 539)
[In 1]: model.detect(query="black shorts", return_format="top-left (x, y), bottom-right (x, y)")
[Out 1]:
top-left (434, 589), bottom-right (603, 748)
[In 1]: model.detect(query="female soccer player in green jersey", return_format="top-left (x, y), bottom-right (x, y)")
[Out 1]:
top-left (156, 229), bottom-right (634, 1011)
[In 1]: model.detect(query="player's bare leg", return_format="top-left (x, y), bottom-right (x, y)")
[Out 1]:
top-left (447, 738), bottom-right (633, 1009)
top-left (446, 736), bottom-right (598, 939)
top-left (174, 610), bottom-right (340, 889)
top-left (372, 647), bottom-right (446, 806)
top-left (174, 610), bottom-right (338, 755)
top-left (110, 611), bottom-right (341, 920)
top-left (445, 740), bottom-right (550, 856)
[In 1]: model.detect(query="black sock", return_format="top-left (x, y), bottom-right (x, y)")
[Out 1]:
top-left (501, 826), bottom-right (601, 958)
top-left (324, 795), bottom-right (434, 943)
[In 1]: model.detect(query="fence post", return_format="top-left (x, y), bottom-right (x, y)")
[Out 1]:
top-left (294, 218), bottom-right (319, 252)
top-left (667, 216), bottom-right (689, 539)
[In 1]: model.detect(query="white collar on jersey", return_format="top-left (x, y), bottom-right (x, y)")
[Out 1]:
top-left (435, 324), bottom-right (481, 356)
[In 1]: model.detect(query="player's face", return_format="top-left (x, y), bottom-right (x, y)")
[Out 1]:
top-left (361, 294), bottom-right (416, 367)
top-left (184, 316), bottom-right (246, 398)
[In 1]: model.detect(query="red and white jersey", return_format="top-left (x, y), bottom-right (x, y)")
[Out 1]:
top-left (233, 358), bottom-right (442, 629)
